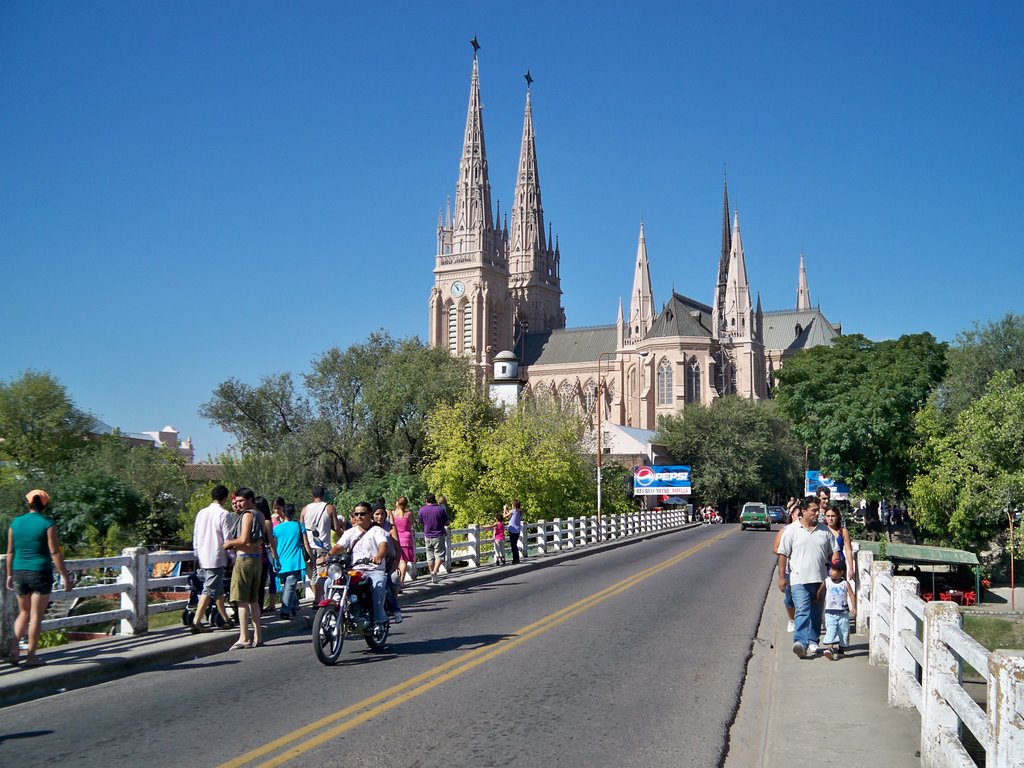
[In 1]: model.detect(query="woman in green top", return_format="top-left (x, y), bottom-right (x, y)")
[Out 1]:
top-left (5, 489), bottom-right (71, 667)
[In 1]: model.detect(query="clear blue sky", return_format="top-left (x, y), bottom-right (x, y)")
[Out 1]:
top-left (2, 2), bottom-right (1021, 460)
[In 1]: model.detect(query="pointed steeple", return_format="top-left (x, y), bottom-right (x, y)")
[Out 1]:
top-left (723, 210), bottom-right (754, 339)
top-left (507, 76), bottom-right (564, 332)
top-left (628, 221), bottom-right (656, 342)
top-left (616, 297), bottom-right (625, 350)
top-left (796, 251), bottom-right (811, 311)
top-left (509, 88), bottom-right (545, 265)
top-left (713, 173), bottom-right (732, 335)
top-left (452, 54), bottom-right (494, 235)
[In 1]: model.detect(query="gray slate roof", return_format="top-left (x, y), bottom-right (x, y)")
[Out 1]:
top-left (762, 309), bottom-right (840, 353)
top-left (523, 325), bottom-right (618, 366)
top-left (647, 292), bottom-right (713, 339)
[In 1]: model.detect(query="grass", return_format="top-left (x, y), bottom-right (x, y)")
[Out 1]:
top-left (963, 614), bottom-right (1024, 653)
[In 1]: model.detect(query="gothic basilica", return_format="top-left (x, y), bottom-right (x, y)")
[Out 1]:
top-left (427, 51), bottom-right (840, 433)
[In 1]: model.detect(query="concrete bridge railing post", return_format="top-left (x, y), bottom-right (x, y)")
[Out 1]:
top-left (119, 546), bottom-right (149, 636)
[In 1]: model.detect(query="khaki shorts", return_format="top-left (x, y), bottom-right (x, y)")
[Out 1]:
top-left (230, 555), bottom-right (262, 604)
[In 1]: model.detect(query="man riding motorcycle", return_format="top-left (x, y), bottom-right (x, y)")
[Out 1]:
top-left (326, 501), bottom-right (390, 633)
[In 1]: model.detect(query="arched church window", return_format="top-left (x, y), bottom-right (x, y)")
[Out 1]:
top-left (583, 380), bottom-right (597, 414)
top-left (686, 359), bottom-right (702, 404)
top-left (557, 380), bottom-right (579, 413)
top-left (462, 303), bottom-right (472, 351)
top-left (795, 323), bottom-right (803, 337)
top-left (657, 358), bottom-right (673, 406)
top-left (447, 304), bottom-right (458, 354)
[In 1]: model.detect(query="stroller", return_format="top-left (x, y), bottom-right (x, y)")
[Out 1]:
top-left (181, 568), bottom-right (235, 628)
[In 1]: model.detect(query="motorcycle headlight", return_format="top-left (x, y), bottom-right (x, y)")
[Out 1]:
top-left (327, 564), bottom-right (344, 581)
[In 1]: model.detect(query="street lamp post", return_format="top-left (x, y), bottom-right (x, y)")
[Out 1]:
top-left (596, 348), bottom-right (648, 532)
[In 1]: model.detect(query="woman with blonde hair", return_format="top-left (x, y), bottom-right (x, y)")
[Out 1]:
top-left (5, 489), bottom-right (71, 667)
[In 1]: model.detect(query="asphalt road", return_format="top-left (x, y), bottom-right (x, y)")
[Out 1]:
top-left (1, 524), bottom-right (777, 768)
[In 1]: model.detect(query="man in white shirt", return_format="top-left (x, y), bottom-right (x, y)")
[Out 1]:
top-left (328, 501), bottom-right (390, 631)
top-left (777, 498), bottom-right (838, 658)
top-left (190, 484), bottom-right (235, 632)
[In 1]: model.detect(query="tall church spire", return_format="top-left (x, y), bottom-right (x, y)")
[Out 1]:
top-left (452, 53), bottom-right (494, 235)
top-left (507, 74), bottom-right (564, 332)
top-left (723, 211), bottom-right (753, 339)
top-left (627, 221), bottom-right (656, 343)
top-left (796, 251), bottom-right (811, 310)
top-left (509, 88), bottom-right (545, 268)
top-left (713, 173), bottom-right (731, 330)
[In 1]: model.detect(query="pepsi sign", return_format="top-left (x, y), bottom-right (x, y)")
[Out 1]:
top-left (633, 465), bottom-right (692, 496)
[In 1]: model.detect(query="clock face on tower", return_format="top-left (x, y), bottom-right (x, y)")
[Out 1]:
top-left (451, 281), bottom-right (465, 298)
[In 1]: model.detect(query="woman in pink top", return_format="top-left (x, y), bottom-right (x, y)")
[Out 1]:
top-left (391, 496), bottom-right (416, 586)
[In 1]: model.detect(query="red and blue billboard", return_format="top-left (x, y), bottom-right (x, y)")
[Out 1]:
top-left (633, 465), bottom-right (692, 496)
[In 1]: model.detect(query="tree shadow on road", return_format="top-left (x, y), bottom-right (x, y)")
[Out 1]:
top-left (387, 633), bottom-right (508, 656)
top-left (0, 730), bottom-right (54, 745)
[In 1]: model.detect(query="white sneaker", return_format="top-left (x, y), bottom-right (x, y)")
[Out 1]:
top-left (792, 641), bottom-right (806, 658)
top-left (807, 642), bottom-right (819, 656)
top-left (787, 619), bottom-right (795, 632)
top-left (392, 611), bottom-right (403, 624)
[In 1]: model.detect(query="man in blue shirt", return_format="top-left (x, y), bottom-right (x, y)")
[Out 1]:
top-left (417, 493), bottom-right (449, 584)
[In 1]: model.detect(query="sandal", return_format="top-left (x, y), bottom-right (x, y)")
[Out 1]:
top-left (229, 641), bottom-right (251, 651)
top-left (23, 657), bottom-right (46, 668)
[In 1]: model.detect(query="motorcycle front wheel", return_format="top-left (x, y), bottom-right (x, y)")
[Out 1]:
top-left (313, 606), bottom-right (345, 665)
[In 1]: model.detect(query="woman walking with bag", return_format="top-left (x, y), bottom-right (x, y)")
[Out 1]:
top-left (5, 489), bottom-right (71, 667)
top-left (391, 496), bottom-right (416, 586)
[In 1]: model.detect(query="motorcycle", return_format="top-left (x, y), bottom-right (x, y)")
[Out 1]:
top-left (312, 555), bottom-right (390, 665)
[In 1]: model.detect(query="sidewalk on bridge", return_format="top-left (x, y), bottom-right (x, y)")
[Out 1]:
top-left (0, 521), bottom-right (701, 708)
top-left (725, 574), bottom-right (922, 768)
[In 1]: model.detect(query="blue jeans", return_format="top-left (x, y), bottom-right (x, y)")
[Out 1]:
top-left (823, 611), bottom-right (850, 647)
top-left (791, 582), bottom-right (823, 648)
top-left (364, 570), bottom-right (388, 624)
top-left (280, 570), bottom-right (302, 614)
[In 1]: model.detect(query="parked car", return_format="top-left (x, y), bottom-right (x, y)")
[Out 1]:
top-left (767, 505), bottom-right (787, 524)
top-left (740, 502), bottom-right (771, 531)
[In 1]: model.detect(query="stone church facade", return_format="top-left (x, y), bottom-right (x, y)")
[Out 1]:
top-left (428, 51), bottom-right (840, 431)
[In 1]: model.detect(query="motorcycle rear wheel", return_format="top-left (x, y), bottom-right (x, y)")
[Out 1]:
top-left (364, 621), bottom-right (389, 651)
top-left (313, 606), bottom-right (345, 665)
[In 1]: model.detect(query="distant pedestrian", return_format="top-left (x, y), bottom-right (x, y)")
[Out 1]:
top-left (418, 493), bottom-right (449, 584)
top-left (822, 560), bottom-right (857, 660)
top-left (505, 500), bottom-right (526, 564)
top-left (777, 498), bottom-right (838, 658)
top-left (391, 496), bottom-right (416, 586)
top-left (224, 488), bottom-right (266, 649)
top-left (189, 484), bottom-right (235, 633)
top-left (5, 489), bottom-right (71, 667)
top-left (301, 486), bottom-right (341, 603)
top-left (484, 511), bottom-right (507, 565)
top-left (272, 503), bottom-right (307, 619)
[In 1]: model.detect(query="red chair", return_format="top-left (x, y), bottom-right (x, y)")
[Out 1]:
top-left (963, 591), bottom-right (977, 606)
top-left (921, 592), bottom-right (933, 602)
top-left (939, 591), bottom-right (952, 602)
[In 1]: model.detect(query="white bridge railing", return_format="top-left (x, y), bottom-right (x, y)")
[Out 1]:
top-left (857, 548), bottom-right (1024, 768)
top-left (1, 508), bottom-right (688, 658)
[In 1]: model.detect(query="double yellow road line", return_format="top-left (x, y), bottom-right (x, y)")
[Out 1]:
top-left (219, 527), bottom-right (734, 768)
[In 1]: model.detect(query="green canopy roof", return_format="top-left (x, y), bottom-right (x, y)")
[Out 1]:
top-left (855, 541), bottom-right (979, 566)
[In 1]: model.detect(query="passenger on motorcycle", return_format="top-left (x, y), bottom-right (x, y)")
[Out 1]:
top-left (327, 502), bottom-right (390, 632)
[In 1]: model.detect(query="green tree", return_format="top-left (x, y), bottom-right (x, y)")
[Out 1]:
top-left (420, 395), bottom-right (504, 524)
top-left (773, 333), bottom-right (947, 499)
top-left (0, 371), bottom-right (93, 470)
top-left (656, 397), bottom-right (802, 508)
top-left (910, 371), bottom-right (1024, 550)
top-left (421, 392), bottom-right (593, 527)
top-left (199, 373), bottom-right (310, 454)
top-left (50, 469), bottom-right (148, 555)
top-left (937, 313), bottom-right (1024, 418)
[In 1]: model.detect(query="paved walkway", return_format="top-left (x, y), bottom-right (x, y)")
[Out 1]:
top-left (726, 570), bottom-right (923, 768)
